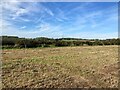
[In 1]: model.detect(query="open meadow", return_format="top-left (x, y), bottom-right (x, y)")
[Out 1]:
top-left (2, 45), bottom-right (119, 88)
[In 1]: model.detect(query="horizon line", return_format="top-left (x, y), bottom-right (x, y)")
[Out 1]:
top-left (1, 35), bottom-right (119, 40)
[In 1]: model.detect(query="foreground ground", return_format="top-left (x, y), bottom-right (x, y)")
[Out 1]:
top-left (2, 45), bottom-right (119, 88)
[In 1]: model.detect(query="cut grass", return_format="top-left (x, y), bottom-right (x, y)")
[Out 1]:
top-left (2, 45), bottom-right (119, 88)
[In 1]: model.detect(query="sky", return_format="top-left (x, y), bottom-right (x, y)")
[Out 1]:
top-left (1, 2), bottom-right (118, 39)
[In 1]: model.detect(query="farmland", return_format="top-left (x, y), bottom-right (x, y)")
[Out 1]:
top-left (2, 45), bottom-right (119, 88)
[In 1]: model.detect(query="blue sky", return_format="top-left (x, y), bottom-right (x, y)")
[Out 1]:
top-left (1, 2), bottom-right (118, 39)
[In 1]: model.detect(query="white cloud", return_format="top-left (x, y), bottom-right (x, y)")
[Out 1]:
top-left (56, 18), bottom-right (64, 22)
top-left (69, 2), bottom-right (92, 12)
top-left (20, 26), bottom-right (26, 29)
top-left (2, 1), bottom-right (20, 13)
top-left (61, 5), bottom-right (118, 39)
top-left (20, 18), bottom-right (31, 22)
top-left (44, 8), bottom-right (54, 16)
top-left (35, 16), bottom-right (43, 23)
top-left (15, 8), bottom-right (28, 16)
top-left (65, 32), bottom-right (118, 39)
top-left (2, 19), bottom-right (63, 38)
top-left (55, 8), bottom-right (69, 22)
top-left (2, 2), bottom-right (40, 21)
top-left (1, 1), bottom-right (58, 38)
top-left (35, 22), bottom-right (63, 37)
top-left (2, 1), bottom-right (55, 24)
top-left (1, 2), bottom-right (118, 39)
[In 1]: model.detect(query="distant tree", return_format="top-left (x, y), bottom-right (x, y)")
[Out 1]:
top-left (1, 35), bottom-right (120, 48)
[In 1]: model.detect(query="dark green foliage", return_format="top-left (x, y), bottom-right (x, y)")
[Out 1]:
top-left (1, 36), bottom-right (120, 48)
top-left (1, 36), bottom-right (19, 45)
top-left (55, 41), bottom-right (69, 46)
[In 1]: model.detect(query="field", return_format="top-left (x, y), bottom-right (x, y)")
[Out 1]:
top-left (2, 45), bottom-right (119, 88)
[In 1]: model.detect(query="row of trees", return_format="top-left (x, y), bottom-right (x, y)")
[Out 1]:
top-left (1, 36), bottom-right (120, 48)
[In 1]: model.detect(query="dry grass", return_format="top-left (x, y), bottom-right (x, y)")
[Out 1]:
top-left (2, 45), bottom-right (119, 88)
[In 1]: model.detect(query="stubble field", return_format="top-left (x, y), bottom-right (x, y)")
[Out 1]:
top-left (2, 45), bottom-right (119, 88)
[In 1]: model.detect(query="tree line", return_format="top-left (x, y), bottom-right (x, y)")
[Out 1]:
top-left (0, 36), bottom-right (120, 49)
